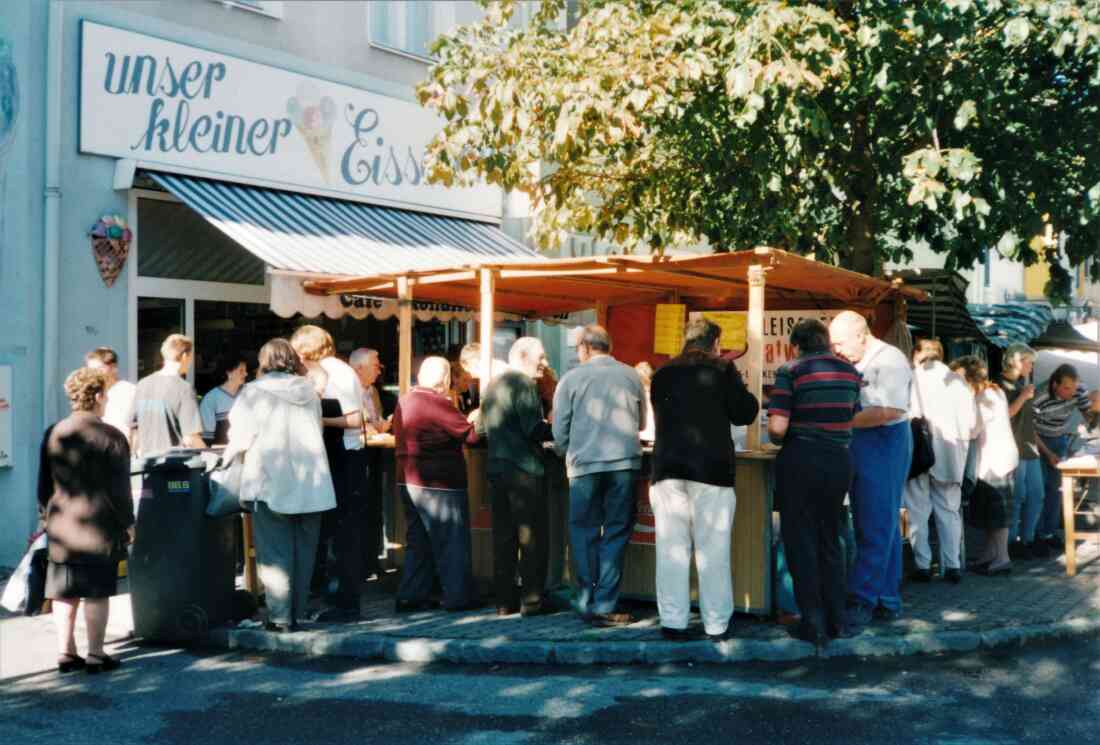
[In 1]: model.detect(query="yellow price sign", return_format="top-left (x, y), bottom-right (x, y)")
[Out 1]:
top-left (701, 311), bottom-right (747, 351)
top-left (653, 304), bottom-right (686, 355)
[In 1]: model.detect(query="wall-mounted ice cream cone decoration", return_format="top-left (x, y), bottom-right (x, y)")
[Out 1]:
top-left (89, 214), bottom-right (132, 288)
top-left (287, 82), bottom-right (336, 183)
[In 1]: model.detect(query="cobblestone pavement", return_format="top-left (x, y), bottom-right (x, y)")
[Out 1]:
top-left (333, 541), bottom-right (1100, 645)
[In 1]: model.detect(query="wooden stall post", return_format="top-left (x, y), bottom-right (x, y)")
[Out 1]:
top-left (479, 268), bottom-right (496, 395)
top-left (397, 276), bottom-right (413, 395)
top-left (745, 264), bottom-right (766, 450)
top-left (595, 300), bottom-right (609, 329)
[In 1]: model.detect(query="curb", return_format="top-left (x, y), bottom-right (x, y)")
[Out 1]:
top-left (204, 614), bottom-right (1100, 666)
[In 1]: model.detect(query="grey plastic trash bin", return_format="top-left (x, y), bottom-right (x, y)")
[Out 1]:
top-left (129, 449), bottom-right (236, 644)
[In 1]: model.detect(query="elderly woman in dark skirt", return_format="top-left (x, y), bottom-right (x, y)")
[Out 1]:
top-left (949, 356), bottom-right (1019, 575)
top-left (38, 367), bottom-right (135, 674)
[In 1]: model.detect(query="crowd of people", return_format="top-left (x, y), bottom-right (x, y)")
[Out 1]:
top-left (32, 312), bottom-right (1092, 672)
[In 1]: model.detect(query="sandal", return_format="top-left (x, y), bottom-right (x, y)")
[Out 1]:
top-left (85, 653), bottom-right (120, 675)
top-left (57, 653), bottom-right (85, 673)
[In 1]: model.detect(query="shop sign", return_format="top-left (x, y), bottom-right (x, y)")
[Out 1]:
top-left (689, 309), bottom-right (840, 385)
top-left (0, 366), bottom-right (11, 468)
top-left (79, 22), bottom-right (500, 220)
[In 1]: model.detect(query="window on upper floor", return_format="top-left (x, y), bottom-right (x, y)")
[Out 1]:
top-left (368, 1), bottom-right (560, 62)
top-left (209, 0), bottom-right (284, 20)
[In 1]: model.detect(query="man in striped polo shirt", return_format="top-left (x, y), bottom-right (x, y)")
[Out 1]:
top-left (1033, 363), bottom-right (1093, 550)
top-left (768, 319), bottom-right (862, 644)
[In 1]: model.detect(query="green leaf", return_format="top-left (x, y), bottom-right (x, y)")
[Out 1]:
top-left (1004, 17), bottom-right (1030, 47)
top-left (954, 100), bottom-right (977, 130)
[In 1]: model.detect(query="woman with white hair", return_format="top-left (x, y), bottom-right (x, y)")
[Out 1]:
top-left (998, 343), bottom-right (1045, 558)
top-left (392, 356), bottom-right (481, 612)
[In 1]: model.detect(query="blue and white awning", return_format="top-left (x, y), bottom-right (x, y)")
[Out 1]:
top-left (146, 172), bottom-right (543, 320)
top-left (968, 303), bottom-right (1054, 348)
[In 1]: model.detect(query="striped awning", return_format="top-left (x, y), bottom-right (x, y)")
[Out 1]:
top-left (146, 172), bottom-right (542, 277)
top-left (968, 302), bottom-right (1054, 348)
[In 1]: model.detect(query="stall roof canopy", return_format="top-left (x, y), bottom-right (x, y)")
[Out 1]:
top-left (146, 171), bottom-right (542, 277)
top-left (967, 303), bottom-right (1054, 348)
top-left (303, 248), bottom-right (926, 318)
top-left (1030, 320), bottom-right (1100, 352)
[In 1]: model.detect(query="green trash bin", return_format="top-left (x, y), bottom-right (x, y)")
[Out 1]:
top-left (129, 449), bottom-right (236, 644)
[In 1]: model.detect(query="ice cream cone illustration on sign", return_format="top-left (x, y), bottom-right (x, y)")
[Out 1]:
top-left (287, 82), bottom-right (336, 183)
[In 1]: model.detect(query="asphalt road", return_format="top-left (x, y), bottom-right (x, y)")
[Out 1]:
top-left (2, 617), bottom-right (1098, 745)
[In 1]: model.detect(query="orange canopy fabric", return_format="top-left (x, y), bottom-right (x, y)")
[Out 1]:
top-left (302, 247), bottom-right (924, 318)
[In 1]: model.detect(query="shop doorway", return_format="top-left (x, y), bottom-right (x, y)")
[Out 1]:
top-left (136, 297), bottom-right (184, 378)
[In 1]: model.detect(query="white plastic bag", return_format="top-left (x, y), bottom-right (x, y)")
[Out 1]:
top-left (1, 532), bottom-right (48, 614)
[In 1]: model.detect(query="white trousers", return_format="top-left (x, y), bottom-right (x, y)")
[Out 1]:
top-left (903, 474), bottom-right (963, 571)
top-left (649, 479), bottom-right (735, 635)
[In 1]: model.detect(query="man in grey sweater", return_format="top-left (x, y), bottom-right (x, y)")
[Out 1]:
top-left (552, 325), bottom-right (645, 626)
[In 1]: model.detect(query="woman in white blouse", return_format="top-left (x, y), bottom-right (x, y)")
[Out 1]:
top-left (949, 356), bottom-right (1019, 576)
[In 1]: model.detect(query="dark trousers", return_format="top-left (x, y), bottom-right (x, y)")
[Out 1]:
top-left (489, 469), bottom-right (548, 610)
top-left (332, 448), bottom-right (367, 611)
top-left (777, 438), bottom-right (852, 637)
top-left (397, 484), bottom-right (476, 609)
top-left (360, 448), bottom-right (384, 576)
top-left (568, 469), bottom-right (637, 616)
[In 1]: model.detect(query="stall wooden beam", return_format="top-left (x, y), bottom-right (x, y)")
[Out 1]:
top-left (479, 268), bottom-right (496, 395)
top-left (596, 301), bottom-right (609, 328)
top-left (397, 276), bottom-right (413, 395)
top-left (745, 264), bottom-right (766, 450)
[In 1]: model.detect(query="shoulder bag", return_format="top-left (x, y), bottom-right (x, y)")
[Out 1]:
top-left (908, 369), bottom-right (936, 480)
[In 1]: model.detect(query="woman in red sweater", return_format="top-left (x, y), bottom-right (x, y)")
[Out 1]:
top-left (393, 357), bottom-right (482, 612)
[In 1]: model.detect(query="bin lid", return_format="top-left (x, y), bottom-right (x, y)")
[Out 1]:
top-left (130, 448), bottom-right (221, 474)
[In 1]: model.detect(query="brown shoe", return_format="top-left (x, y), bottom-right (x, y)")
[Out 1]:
top-left (588, 611), bottom-right (635, 627)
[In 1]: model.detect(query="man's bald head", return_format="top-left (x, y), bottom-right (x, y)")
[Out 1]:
top-left (829, 311), bottom-right (872, 363)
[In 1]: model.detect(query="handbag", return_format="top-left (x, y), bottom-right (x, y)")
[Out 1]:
top-left (206, 450), bottom-right (248, 517)
top-left (908, 368), bottom-right (937, 480)
top-left (1, 532), bottom-right (49, 616)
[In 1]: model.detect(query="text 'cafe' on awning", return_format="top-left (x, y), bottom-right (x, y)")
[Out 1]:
top-left (78, 21), bottom-right (541, 392)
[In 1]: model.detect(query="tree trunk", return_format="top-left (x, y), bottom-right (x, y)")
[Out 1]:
top-left (841, 106), bottom-right (878, 276)
top-left (845, 205), bottom-right (876, 276)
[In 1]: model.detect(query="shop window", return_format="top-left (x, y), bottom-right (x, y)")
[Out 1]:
top-left (138, 199), bottom-right (265, 285)
top-left (209, 0), bottom-right (284, 20)
top-left (137, 297), bottom-right (184, 377)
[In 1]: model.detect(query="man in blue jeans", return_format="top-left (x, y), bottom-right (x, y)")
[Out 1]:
top-left (553, 325), bottom-right (646, 627)
top-left (1033, 364), bottom-right (1093, 553)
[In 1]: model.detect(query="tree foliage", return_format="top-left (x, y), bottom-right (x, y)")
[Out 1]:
top-left (418, 1), bottom-right (1100, 298)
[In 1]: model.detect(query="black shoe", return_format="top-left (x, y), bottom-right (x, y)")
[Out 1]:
top-left (312, 606), bottom-right (361, 623)
top-left (520, 602), bottom-right (553, 618)
top-left (845, 604), bottom-right (874, 635)
top-left (975, 563), bottom-right (1012, 577)
top-left (706, 625), bottom-right (736, 642)
top-left (944, 568), bottom-right (962, 584)
top-left (395, 598), bottom-right (437, 614)
top-left (1044, 534), bottom-right (1064, 552)
top-left (661, 626), bottom-right (699, 641)
top-left (909, 568), bottom-right (933, 583)
top-left (1028, 540), bottom-right (1051, 559)
top-left (1009, 541), bottom-right (1034, 560)
top-left (85, 654), bottom-right (120, 675)
top-left (786, 624), bottom-right (827, 646)
top-left (57, 654), bottom-right (85, 674)
top-left (496, 605), bottom-right (520, 617)
top-left (872, 605), bottom-right (901, 622)
top-left (264, 621), bottom-right (291, 633)
top-left (969, 560), bottom-right (992, 573)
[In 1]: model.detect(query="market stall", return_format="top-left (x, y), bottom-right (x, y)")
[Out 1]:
top-left (303, 248), bottom-right (923, 615)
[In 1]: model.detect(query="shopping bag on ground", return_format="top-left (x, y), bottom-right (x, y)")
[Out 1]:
top-left (1, 532), bottom-right (49, 615)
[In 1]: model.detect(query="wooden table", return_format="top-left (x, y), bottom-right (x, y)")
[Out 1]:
top-left (1056, 458), bottom-right (1100, 576)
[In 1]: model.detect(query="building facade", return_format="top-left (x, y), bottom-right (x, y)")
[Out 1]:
top-left (0, 0), bottom-right (559, 566)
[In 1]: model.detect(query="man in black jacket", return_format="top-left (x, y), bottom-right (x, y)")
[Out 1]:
top-left (649, 319), bottom-right (759, 641)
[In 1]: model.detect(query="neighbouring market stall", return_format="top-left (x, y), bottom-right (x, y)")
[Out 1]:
top-left (301, 247), bottom-right (924, 616)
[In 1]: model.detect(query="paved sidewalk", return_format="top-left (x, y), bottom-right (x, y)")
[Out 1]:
top-left (208, 541), bottom-right (1100, 665)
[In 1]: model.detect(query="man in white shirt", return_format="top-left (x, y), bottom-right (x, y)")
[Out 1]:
top-left (84, 347), bottom-right (136, 438)
top-left (829, 311), bottom-right (913, 633)
top-left (350, 347), bottom-right (391, 582)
